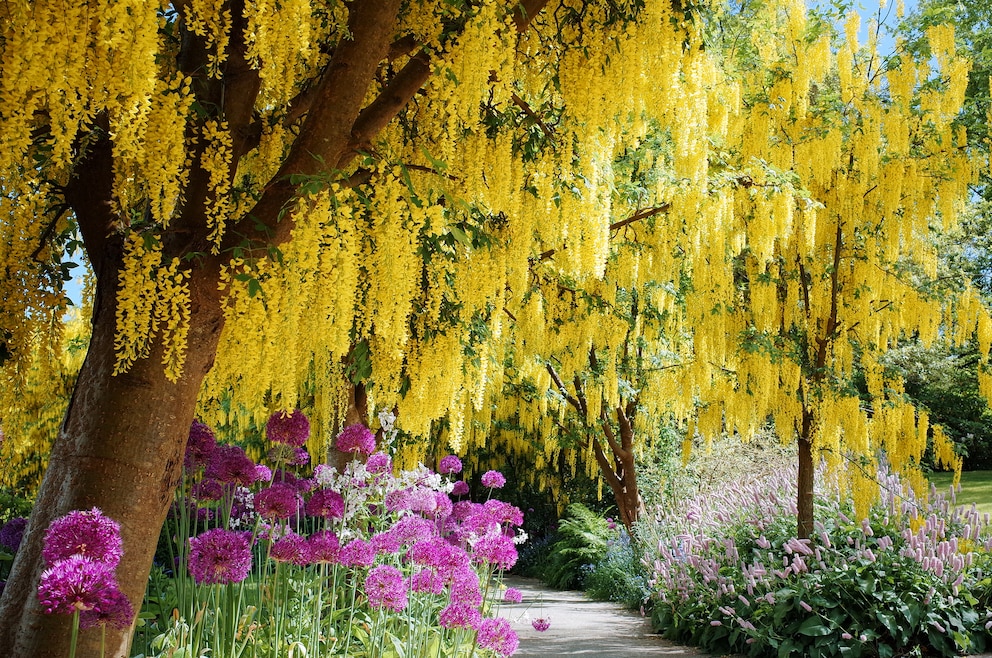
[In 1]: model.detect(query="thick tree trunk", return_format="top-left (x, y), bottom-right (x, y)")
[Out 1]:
top-left (0, 267), bottom-right (225, 657)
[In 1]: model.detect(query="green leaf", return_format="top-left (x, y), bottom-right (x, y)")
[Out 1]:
top-left (449, 225), bottom-right (472, 247)
top-left (796, 616), bottom-right (831, 636)
top-left (247, 278), bottom-right (262, 298)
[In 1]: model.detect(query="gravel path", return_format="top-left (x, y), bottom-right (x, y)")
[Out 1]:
top-left (500, 576), bottom-right (731, 657)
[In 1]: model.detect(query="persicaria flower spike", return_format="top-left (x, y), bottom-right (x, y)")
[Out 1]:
top-left (42, 508), bottom-right (124, 568)
top-left (266, 409), bottom-right (311, 447)
top-left (335, 424), bottom-right (376, 454)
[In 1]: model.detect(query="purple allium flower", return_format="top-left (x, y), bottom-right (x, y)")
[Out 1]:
top-left (339, 538), bottom-right (375, 568)
top-left (255, 465), bottom-right (274, 482)
top-left (273, 468), bottom-right (309, 492)
top-left (188, 529), bottom-right (253, 585)
top-left (305, 489), bottom-right (345, 519)
top-left (364, 564), bottom-right (408, 611)
top-left (449, 566), bottom-right (483, 606)
top-left (270, 533), bottom-right (311, 565)
top-left (266, 409), bottom-right (311, 447)
top-left (439, 603), bottom-right (482, 629)
top-left (472, 534), bottom-right (517, 569)
top-left (0, 517), bottom-right (28, 552)
top-left (254, 483), bottom-right (302, 521)
top-left (407, 487), bottom-right (438, 514)
top-left (410, 567), bottom-right (445, 595)
top-left (335, 424), bottom-right (376, 454)
top-left (79, 587), bottom-right (133, 629)
top-left (438, 455), bottom-right (463, 474)
top-left (371, 530), bottom-right (401, 555)
top-left (37, 555), bottom-right (117, 614)
top-left (433, 492), bottom-right (453, 521)
top-left (42, 508), bottom-right (123, 568)
top-left (366, 451), bottom-right (392, 474)
top-left (289, 447), bottom-right (310, 466)
top-left (385, 489), bottom-right (412, 513)
top-left (389, 516), bottom-right (435, 545)
top-left (503, 587), bottom-right (523, 603)
top-left (185, 420), bottom-right (217, 471)
top-left (308, 531), bottom-right (341, 564)
top-left (532, 617), bottom-right (550, 632)
top-left (480, 470), bottom-right (506, 489)
top-left (450, 481), bottom-right (470, 497)
top-left (206, 444), bottom-right (259, 487)
top-left (482, 500), bottom-right (524, 527)
top-left (408, 538), bottom-right (470, 576)
top-left (475, 616), bottom-right (519, 656)
top-left (191, 478), bottom-right (225, 502)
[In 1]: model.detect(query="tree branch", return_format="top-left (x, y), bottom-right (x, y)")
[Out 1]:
top-left (547, 362), bottom-right (582, 412)
top-left (533, 204), bottom-right (672, 263)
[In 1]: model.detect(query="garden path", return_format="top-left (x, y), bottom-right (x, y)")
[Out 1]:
top-left (500, 576), bottom-right (738, 657)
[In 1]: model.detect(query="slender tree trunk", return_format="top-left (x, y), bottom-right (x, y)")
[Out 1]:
top-left (0, 265), bottom-right (225, 657)
top-left (797, 408), bottom-right (815, 540)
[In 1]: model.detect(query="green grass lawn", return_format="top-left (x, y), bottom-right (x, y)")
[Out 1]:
top-left (928, 470), bottom-right (992, 516)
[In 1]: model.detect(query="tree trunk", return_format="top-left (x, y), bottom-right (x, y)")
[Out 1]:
top-left (0, 266), bottom-right (225, 657)
top-left (797, 408), bottom-right (815, 540)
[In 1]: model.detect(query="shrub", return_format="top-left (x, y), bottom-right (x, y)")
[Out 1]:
top-left (582, 529), bottom-right (649, 609)
top-left (641, 465), bottom-right (992, 657)
top-left (536, 503), bottom-right (613, 590)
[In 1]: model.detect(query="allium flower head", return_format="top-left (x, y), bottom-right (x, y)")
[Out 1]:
top-left (371, 530), bottom-right (402, 555)
top-left (270, 533), bottom-right (312, 565)
top-left (389, 515), bottom-right (435, 545)
top-left (366, 451), bottom-right (392, 474)
top-left (475, 616), bottom-right (519, 656)
top-left (308, 531), bottom-right (340, 564)
top-left (192, 478), bottom-right (225, 502)
top-left (438, 455), bottom-right (463, 474)
top-left (339, 538), bottom-right (375, 568)
top-left (290, 447), bottom-right (310, 466)
top-left (450, 481), bottom-right (470, 497)
top-left (37, 555), bottom-right (118, 614)
top-left (335, 424), bottom-right (376, 454)
top-left (188, 529), bottom-right (253, 585)
top-left (0, 517), bottom-right (28, 553)
top-left (305, 488), bottom-right (345, 519)
top-left (206, 444), bottom-right (259, 487)
top-left (254, 483), bottom-right (302, 521)
top-left (481, 470), bottom-right (506, 489)
top-left (411, 567), bottom-right (445, 595)
top-left (266, 409), bottom-right (311, 447)
top-left (503, 587), bottom-right (523, 603)
top-left (80, 588), bottom-right (133, 629)
top-left (364, 564), bottom-right (408, 611)
top-left (532, 617), bottom-right (550, 632)
top-left (185, 420), bottom-right (217, 471)
top-left (439, 603), bottom-right (482, 629)
top-left (449, 566), bottom-right (483, 606)
top-left (42, 508), bottom-right (123, 568)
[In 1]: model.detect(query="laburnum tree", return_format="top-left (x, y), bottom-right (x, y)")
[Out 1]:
top-left (0, 1), bottom-right (987, 656)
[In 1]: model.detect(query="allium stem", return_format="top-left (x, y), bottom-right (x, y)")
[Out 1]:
top-left (69, 609), bottom-right (79, 658)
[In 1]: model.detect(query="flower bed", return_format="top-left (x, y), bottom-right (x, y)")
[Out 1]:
top-left (641, 466), bottom-right (992, 657)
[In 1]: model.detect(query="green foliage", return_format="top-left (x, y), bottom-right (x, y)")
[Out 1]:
top-left (582, 530), bottom-right (649, 609)
top-left (533, 503), bottom-right (614, 590)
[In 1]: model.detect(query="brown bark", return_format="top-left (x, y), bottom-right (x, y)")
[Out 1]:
top-left (797, 408), bottom-right (815, 540)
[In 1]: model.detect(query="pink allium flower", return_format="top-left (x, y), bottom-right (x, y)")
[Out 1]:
top-left (472, 533), bottom-right (518, 570)
top-left (438, 455), bottom-right (463, 474)
top-left (305, 488), bottom-right (345, 519)
top-left (385, 489), bottom-right (413, 513)
top-left (42, 508), bottom-right (123, 568)
top-left (335, 424), bottom-right (376, 454)
top-left (339, 538), bottom-right (375, 568)
top-left (271, 533), bottom-right (312, 565)
top-left (503, 587), bottom-right (523, 603)
top-left (408, 538), bottom-right (470, 576)
top-left (371, 531), bottom-right (402, 555)
top-left (185, 420), bottom-right (217, 471)
top-left (366, 451), bottom-right (392, 474)
top-left (433, 492), bottom-right (453, 521)
top-left (450, 481), bottom-right (470, 497)
top-left (532, 617), bottom-right (550, 632)
top-left (188, 529), bottom-right (253, 585)
top-left (389, 516), bottom-right (435, 545)
top-left (79, 587), bottom-right (133, 629)
top-left (254, 483), bottom-right (302, 521)
top-left (289, 448), bottom-right (310, 466)
top-left (364, 564), bottom-right (408, 611)
top-left (308, 531), bottom-right (341, 564)
top-left (439, 603), bottom-right (482, 629)
top-left (0, 517), bottom-right (28, 552)
top-left (450, 566), bottom-right (483, 606)
top-left (483, 500), bottom-right (524, 527)
top-left (410, 567), bottom-right (446, 595)
top-left (480, 470), bottom-right (506, 489)
top-left (206, 445), bottom-right (259, 487)
top-left (37, 555), bottom-right (118, 614)
top-left (255, 465), bottom-right (274, 482)
top-left (266, 409), bottom-right (311, 447)
top-left (475, 616), bottom-right (519, 656)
